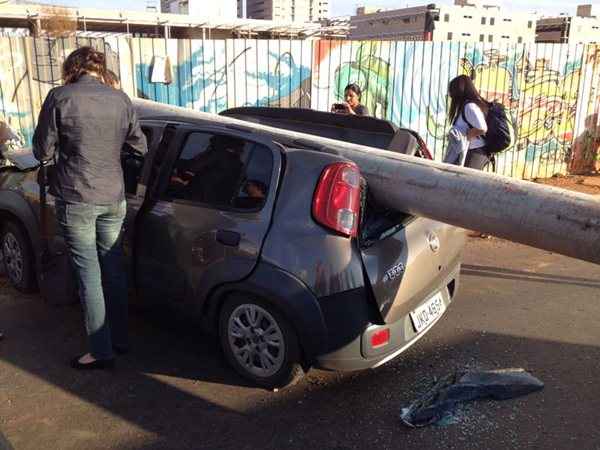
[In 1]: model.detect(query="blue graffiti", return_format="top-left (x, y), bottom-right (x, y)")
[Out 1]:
top-left (135, 45), bottom-right (311, 113)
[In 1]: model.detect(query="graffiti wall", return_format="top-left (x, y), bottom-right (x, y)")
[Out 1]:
top-left (312, 40), bottom-right (600, 178)
top-left (0, 36), bottom-right (120, 148)
top-left (129, 38), bottom-right (312, 113)
top-left (1, 36), bottom-right (598, 179)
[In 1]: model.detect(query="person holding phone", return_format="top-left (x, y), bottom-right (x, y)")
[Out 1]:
top-left (331, 83), bottom-right (370, 117)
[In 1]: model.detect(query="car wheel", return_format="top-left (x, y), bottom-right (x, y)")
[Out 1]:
top-left (1, 221), bottom-right (37, 293)
top-left (219, 294), bottom-right (305, 389)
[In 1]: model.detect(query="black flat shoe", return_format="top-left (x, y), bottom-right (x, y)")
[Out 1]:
top-left (70, 355), bottom-right (115, 371)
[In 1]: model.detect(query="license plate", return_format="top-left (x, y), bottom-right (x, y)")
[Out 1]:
top-left (409, 292), bottom-right (446, 333)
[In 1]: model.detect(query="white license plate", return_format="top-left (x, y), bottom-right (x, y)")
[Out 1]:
top-left (409, 292), bottom-right (446, 333)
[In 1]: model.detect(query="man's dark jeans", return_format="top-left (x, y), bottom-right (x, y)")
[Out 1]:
top-left (55, 199), bottom-right (128, 360)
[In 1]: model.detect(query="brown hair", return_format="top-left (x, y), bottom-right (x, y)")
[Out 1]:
top-left (62, 47), bottom-right (106, 85)
top-left (448, 75), bottom-right (489, 123)
top-left (103, 69), bottom-right (120, 89)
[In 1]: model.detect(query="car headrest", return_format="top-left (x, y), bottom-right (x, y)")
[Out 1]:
top-left (387, 129), bottom-right (418, 156)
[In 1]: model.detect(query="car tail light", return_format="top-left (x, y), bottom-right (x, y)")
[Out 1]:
top-left (371, 329), bottom-right (390, 349)
top-left (312, 162), bottom-right (361, 237)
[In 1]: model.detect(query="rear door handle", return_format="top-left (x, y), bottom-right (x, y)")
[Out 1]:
top-left (216, 230), bottom-right (241, 247)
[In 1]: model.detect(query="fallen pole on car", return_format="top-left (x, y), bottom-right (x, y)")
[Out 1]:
top-left (321, 144), bottom-right (600, 266)
top-left (142, 101), bottom-right (600, 265)
top-left (238, 121), bottom-right (600, 265)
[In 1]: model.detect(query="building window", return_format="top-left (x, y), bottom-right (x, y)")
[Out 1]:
top-left (463, 15), bottom-right (472, 19)
top-left (462, 33), bottom-right (471, 36)
top-left (480, 34), bottom-right (484, 42)
top-left (490, 17), bottom-right (495, 25)
top-left (448, 32), bottom-right (453, 40)
top-left (488, 34), bottom-right (493, 42)
top-left (503, 18), bottom-right (512, 22)
top-left (481, 17), bottom-right (486, 25)
top-left (403, 17), bottom-right (410, 23)
top-left (444, 13), bottom-right (449, 22)
top-left (518, 36), bottom-right (523, 43)
top-left (501, 35), bottom-right (510, 39)
top-left (527, 20), bottom-right (533, 28)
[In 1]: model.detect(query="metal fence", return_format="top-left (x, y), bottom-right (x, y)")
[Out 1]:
top-left (1, 36), bottom-right (599, 179)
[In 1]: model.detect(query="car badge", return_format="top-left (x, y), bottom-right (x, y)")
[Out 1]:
top-left (428, 232), bottom-right (440, 253)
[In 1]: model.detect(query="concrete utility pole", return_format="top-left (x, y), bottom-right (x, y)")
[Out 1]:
top-left (336, 147), bottom-right (600, 265)
top-left (139, 100), bottom-right (600, 265)
top-left (226, 116), bottom-right (600, 264)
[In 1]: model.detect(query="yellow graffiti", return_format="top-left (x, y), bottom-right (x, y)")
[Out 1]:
top-left (518, 97), bottom-right (574, 145)
top-left (470, 52), bottom-right (582, 155)
top-left (471, 51), bottom-right (513, 105)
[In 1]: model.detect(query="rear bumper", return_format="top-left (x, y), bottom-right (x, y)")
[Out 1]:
top-left (315, 264), bottom-right (460, 371)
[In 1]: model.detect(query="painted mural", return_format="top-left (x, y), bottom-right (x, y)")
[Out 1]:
top-left (0, 36), bottom-right (119, 148)
top-left (312, 41), bottom-right (600, 178)
top-left (132, 38), bottom-right (312, 113)
top-left (0, 36), bottom-right (598, 180)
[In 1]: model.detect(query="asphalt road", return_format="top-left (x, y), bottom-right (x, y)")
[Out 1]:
top-left (1, 237), bottom-right (600, 450)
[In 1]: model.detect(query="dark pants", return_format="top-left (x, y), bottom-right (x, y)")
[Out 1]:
top-left (55, 199), bottom-right (128, 360)
top-left (465, 147), bottom-right (491, 171)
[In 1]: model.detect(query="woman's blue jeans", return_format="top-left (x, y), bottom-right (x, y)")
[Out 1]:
top-left (55, 199), bottom-right (128, 360)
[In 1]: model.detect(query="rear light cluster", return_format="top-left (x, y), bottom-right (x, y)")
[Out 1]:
top-left (371, 328), bottom-right (390, 349)
top-left (312, 162), bottom-right (362, 237)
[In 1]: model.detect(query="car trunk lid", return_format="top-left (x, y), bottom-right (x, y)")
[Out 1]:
top-left (359, 191), bottom-right (465, 324)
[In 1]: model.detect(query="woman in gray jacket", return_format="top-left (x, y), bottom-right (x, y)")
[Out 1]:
top-left (33, 47), bottom-right (147, 370)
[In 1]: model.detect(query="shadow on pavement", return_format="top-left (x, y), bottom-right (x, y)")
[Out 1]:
top-left (461, 264), bottom-right (600, 289)
top-left (1, 278), bottom-right (600, 449)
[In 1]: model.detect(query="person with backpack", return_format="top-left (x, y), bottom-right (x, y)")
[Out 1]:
top-left (447, 75), bottom-right (512, 170)
top-left (447, 75), bottom-right (490, 170)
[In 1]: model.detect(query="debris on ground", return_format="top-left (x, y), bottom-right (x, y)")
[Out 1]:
top-left (400, 368), bottom-right (544, 428)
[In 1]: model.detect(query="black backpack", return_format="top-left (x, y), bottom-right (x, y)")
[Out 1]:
top-left (462, 102), bottom-right (511, 154)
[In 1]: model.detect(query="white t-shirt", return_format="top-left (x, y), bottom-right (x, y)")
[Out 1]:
top-left (453, 102), bottom-right (487, 149)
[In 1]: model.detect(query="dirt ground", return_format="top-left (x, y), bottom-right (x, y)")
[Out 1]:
top-left (533, 173), bottom-right (600, 196)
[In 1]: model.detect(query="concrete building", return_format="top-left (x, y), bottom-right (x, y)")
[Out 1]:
top-left (349, 5), bottom-right (437, 41)
top-left (536, 4), bottom-right (600, 44)
top-left (0, 3), bottom-right (348, 38)
top-left (162, 0), bottom-right (237, 19)
top-left (245, 0), bottom-right (329, 22)
top-left (349, 0), bottom-right (537, 42)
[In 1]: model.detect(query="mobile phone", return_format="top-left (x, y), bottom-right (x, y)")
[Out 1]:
top-left (332, 103), bottom-right (347, 112)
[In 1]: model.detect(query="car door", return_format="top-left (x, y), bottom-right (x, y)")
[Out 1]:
top-left (121, 120), bottom-right (165, 264)
top-left (134, 123), bottom-right (282, 307)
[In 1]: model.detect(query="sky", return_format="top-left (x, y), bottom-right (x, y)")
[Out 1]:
top-left (39, 0), bottom-right (586, 17)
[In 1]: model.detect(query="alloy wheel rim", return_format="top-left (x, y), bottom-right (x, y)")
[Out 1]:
top-left (228, 304), bottom-right (285, 378)
top-left (3, 232), bottom-right (23, 284)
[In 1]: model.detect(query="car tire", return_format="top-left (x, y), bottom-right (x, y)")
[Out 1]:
top-left (219, 293), bottom-right (305, 389)
top-left (0, 221), bottom-right (37, 293)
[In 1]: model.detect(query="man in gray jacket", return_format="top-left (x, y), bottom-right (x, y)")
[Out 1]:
top-left (33, 47), bottom-right (147, 370)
